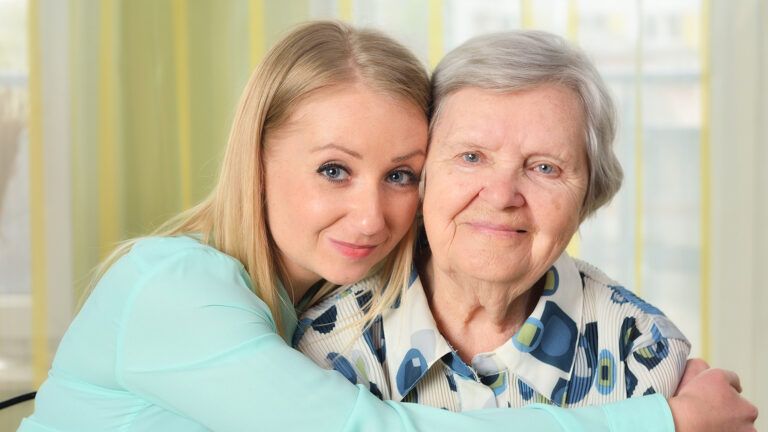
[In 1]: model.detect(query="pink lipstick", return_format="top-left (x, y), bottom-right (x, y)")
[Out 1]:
top-left (329, 239), bottom-right (378, 259)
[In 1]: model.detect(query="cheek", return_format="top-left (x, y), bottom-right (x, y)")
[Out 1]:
top-left (266, 176), bottom-right (339, 240)
top-left (266, 176), bottom-right (303, 222)
top-left (558, 182), bottom-right (587, 227)
top-left (298, 193), bottom-right (347, 237)
top-left (422, 178), bottom-right (481, 254)
top-left (423, 172), bottom-right (480, 224)
top-left (529, 187), bottom-right (582, 236)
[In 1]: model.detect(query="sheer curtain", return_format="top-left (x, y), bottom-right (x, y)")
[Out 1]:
top-left (3, 0), bottom-right (764, 425)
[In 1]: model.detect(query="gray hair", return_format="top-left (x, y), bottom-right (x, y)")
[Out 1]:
top-left (431, 30), bottom-right (622, 220)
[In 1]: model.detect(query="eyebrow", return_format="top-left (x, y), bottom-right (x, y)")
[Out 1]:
top-left (311, 144), bottom-right (425, 163)
top-left (392, 150), bottom-right (426, 163)
top-left (311, 143), bottom-right (362, 159)
top-left (441, 138), bottom-right (490, 152)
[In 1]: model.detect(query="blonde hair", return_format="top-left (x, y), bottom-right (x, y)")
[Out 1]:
top-left (80, 21), bottom-right (430, 337)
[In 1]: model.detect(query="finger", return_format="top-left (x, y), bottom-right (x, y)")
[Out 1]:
top-left (675, 358), bottom-right (710, 395)
top-left (749, 402), bottom-right (759, 422)
top-left (720, 369), bottom-right (743, 393)
top-left (686, 358), bottom-right (710, 373)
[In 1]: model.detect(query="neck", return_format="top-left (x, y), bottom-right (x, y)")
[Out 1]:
top-left (278, 258), bottom-right (324, 306)
top-left (281, 274), bottom-right (323, 306)
top-left (422, 257), bottom-right (543, 363)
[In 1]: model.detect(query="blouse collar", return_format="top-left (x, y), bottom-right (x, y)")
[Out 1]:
top-left (382, 252), bottom-right (584, 404)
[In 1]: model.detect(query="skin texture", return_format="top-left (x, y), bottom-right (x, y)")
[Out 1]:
top-left (264, 83), bottom-right (428, 301)
top-left (670, 359), bottom-right (759, 432)
top-left (421, 84), bottom-right (588, 360)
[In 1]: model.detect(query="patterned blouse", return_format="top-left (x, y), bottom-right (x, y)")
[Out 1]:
top-left (294, 253), bottom-right (690, 411)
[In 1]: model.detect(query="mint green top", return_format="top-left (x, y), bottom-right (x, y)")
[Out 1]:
top-left (19, 236), bottom-right (675, 431)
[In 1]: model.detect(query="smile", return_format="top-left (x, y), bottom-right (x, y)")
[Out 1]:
top-left (466, 222), bottom-right (528, 237)
top-left (329, 239), bottom-right (379, 259)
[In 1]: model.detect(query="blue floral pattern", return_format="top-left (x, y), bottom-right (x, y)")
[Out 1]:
top-left (295, 253), bottom-right (690, 410)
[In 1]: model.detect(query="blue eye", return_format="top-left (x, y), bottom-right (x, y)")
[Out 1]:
top-left (317, 163), bottom-right (350, 182)
top-left (534, 163), bottom-right (557, 175)
top-left (462, 152), bottom-right (481, 163)
top-left (386, 169), bottom-right (418, 186)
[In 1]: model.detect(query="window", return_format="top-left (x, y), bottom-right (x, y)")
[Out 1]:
top-left (0, 0), bottom-right (32, 400)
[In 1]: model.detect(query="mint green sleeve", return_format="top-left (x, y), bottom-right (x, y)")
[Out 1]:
top-left (116, 248), bottom-right (675, 432)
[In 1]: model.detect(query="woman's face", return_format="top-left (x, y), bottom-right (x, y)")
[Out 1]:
top-left (264, 83), bottom-right (428, 291)
top-left (423, 84), bottom-right (588, 287)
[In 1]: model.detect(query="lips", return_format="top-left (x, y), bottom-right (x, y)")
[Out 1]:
top-left (329, 239), bottom-right (379, 259)
top-left (466, 222), bottom-right (528, 237)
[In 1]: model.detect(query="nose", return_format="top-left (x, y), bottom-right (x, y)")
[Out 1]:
top-left (351, 186), bottom-right (387, 237)
top-left (478, 171), bottom-right (526, 209)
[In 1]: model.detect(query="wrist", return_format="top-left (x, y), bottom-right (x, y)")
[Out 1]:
top-left (668, 396), bottom-right (691, 432)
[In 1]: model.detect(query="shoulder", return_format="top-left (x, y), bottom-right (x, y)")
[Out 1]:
top-left (113, 235), bottom-right (254, 297)
top-left (82, 236), bottom-right (248, 315)
top-left (574, 258), bottom-right (689, 349)
top-left (88, 235), bottom-right (270, 331)
top-left (120, 235), bottom-right (264, 310)
top-left (58, 236), bottom-right (269, 387)
top-left (575, 258), bottom-right (666, 318)
top-left (113, 236), bottom-right (280, 374)
top-left (127, 235), bottom-right (243, 274)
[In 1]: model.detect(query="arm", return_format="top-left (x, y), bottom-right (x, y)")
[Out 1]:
top-left (116, 249), bottom-right (675, 432)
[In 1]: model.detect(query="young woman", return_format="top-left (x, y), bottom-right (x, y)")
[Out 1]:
top-left (19, 21), bottom-right (755, 432)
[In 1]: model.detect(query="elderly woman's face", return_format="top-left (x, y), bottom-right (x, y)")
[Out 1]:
top-left (423, 84), bottom-right (588, 286)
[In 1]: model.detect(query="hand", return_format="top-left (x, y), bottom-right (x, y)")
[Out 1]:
top-left (675, 358), bottom-right (712, 395)
top-left (669, 361), bottom-right (758, 432)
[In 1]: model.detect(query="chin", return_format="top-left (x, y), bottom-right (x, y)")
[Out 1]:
top-left (323, 271), bottom-right (367, 286)
top-left (459, 257), bottom-right (525, 281)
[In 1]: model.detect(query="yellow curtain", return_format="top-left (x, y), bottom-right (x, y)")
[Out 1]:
top-left (68, 0), bottom-right (311, 300)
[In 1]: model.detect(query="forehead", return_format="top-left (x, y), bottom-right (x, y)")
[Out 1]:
top-left (430, 85), bottom-right (586, 150)
top-left (271, 83), bottom-right (422, 133)
top-left (266, 82), bottom-right (429, 159)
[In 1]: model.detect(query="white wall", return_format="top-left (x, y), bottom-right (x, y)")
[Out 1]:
top-left (709, 0), bottom-right (767, 428)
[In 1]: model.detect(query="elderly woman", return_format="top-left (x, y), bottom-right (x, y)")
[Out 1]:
top-left (294, 29), bottom-right (690, 411)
